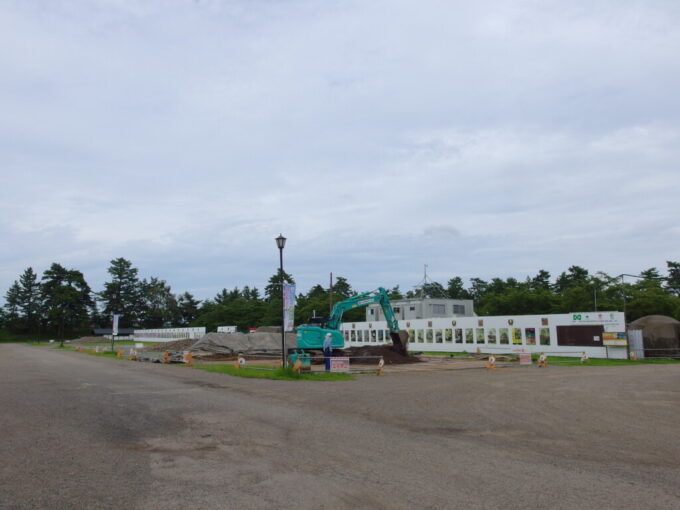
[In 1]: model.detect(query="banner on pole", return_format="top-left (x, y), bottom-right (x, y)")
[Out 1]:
top-left (283, 284), bottom-right (296, 332)
top-left (112, 314), bottom-right (120, 336)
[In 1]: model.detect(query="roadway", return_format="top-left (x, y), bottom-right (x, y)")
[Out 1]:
top-left (1, 344), bottom-right (679, 509)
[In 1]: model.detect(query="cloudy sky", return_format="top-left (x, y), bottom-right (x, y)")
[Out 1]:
top-left (1, 0), bottom-right (679, 300)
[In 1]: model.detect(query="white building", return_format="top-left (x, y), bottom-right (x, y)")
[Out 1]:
top-left (343, 311), bottom-right (628, 359)
top-left (366, 298), bottom-right (475, 321)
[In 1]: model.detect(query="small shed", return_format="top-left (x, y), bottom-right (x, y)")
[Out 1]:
top-left (628, 315), bottom-right (680, 358)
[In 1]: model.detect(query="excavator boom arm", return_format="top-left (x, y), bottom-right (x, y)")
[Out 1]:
top-left (327, 287), bottom-right (400, 332)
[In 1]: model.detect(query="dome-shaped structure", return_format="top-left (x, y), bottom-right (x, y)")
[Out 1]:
top-left (628, 315), bottom-right (680, 358)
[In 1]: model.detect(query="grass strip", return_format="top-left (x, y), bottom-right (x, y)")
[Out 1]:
top-left (412, 351), bottom-right (679, 366)
top-left (194, 363), bottom-right (354, 381)
top-left (535, 356), bottom-right (680, 366)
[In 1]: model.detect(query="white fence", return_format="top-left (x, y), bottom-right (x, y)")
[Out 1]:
top-left (340, 311), bottom-right (629, 359)
top-left (217, 326), bottom-right (237, 333)
top-left (133, 327), bottom-right (206, 342)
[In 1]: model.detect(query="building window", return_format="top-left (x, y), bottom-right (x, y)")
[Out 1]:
top-left (453, 304), bottom-right (465, 315)
top-left (432, 304), bottom-right (446, 315)
top-left (410, 306), bottom-right (416, 311)
top-left (369, 309), bottom-right (374, 315)
top-left (393, 307), bottom-right (400, 313)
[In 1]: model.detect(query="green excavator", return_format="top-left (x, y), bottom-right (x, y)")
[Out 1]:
top-left (295, 287), bottom-right (409, 356)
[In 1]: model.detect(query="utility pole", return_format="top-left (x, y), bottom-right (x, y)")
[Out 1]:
top-left (329, 272), bottom-right (333, 315)
top-left (620, 274), bottom-right (626, 315)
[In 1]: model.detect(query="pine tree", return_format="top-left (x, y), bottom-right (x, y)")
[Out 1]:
top-left (18, 267), bottom-right (41, 334)
top-left (177, 292), bottom-right (201, 326)
top-left (139, 277), bottom-right (177, 328)
top-left (3, 281), bottom-right (21, 331)
top-left (98, 258), bottom-right (141, 328)
top-left (666, 261), bottom-right (680, 297)
top-left (41, 263), bottom-right (93, 344)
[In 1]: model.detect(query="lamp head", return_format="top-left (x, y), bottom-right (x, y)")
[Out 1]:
top-left (275, 234), bottom-right (286, 250)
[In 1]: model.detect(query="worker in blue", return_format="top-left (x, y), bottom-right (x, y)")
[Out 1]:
top-left (323, 332), bottom-right (333, 371)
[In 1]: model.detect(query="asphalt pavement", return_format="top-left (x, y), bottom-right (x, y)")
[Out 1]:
top-left (1, 343), bottom-right (679, 509)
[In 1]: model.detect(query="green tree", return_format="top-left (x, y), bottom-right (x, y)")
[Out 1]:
top-left (17, 267), bottom-right (41, 334)
top-left (420, 281), bottom-right (447, 298)
top-left (554, 265), bottom-right (589, 293)
top-left (213, 289), bottom-right (230, 306)
top-left (249, 287), bottom-right (261, 301)
top-left (177, 292), bottom-right (201, 326)
top-left (388, 285), bottom-right (403, 300)
top-left (306, 284), bottom-right (327, 300)
top-left (665, 261), bottom-right (680, 297)
top-left (333, 277), bottom-right (353, 299)
top-left (139, 277), bottom-right (178, 328)
top-left (530, 269), bottom-right (552, 291)
top-left (192, 297), bottom-right (266, 332)
top-left (639, 267), bottom-right (661, 280)
top-left (626, 287), bottom-right (679, 322)
top-left (295, 289), bottom-right (328, 325)
top-left (262, 269), bottom-right (295, 326)
top-left (264, 269), bottom-right (295, 300)
top-left (468, 278), bottom-right (489, 302)
top-left (3, 281), bottom-right (21, 331)
top-left (98, 258), bottom-right (141, 328)
top-left (41, 263), bottom-right (93, 345)
top-left (553, 286), bottom-right (594, 314)
top-left (483, 287), bottom-right (555, 315)
top-left (446, 277), bottom-right (470, 299)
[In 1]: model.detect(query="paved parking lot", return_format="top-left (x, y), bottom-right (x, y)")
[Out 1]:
top-left (1, 343), bottom-right (678, 509)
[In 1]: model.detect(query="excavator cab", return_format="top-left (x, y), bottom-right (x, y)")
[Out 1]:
top-left (306, 316), bottom-right (327, 327)
top-left (296, 327), bottom-right (344, 350)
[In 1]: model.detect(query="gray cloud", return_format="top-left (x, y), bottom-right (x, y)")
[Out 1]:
top-left (1, 0), bottom-right (679, 301)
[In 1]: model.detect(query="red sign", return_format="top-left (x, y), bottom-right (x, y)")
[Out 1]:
top-left (330, 357), bottom-right (350, 372)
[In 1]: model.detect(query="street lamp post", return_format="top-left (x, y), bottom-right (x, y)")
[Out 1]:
top-left (275, 234), bottom-right (287, 368)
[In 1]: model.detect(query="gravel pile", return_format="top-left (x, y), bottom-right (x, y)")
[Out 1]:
top-left (190, 332), bottom-right (297, 356)
top-left (138, 338), bottom-right (199, 352)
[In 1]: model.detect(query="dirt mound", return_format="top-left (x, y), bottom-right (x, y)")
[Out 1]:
top-left (628, 315), bottom-right (680, 357)
top-left (138, 338), bottom-right (199, 352)
top-left (342, 345), bottom-right (421, 365)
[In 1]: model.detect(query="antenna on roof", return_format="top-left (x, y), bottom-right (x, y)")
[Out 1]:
top-left (413, 264), bottom-right (447, 298)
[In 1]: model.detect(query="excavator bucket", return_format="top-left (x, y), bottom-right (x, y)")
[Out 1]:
top-left (389, 330), bottom-right (409, 356)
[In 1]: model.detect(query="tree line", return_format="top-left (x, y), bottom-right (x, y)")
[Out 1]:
top-left (2, 257), bottom-right (679, 340)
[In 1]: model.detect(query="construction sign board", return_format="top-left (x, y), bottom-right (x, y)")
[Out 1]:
top-left (603, 332), bottom-right (628, 346)
top-left (330, 357), bottom-right (351, 372)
